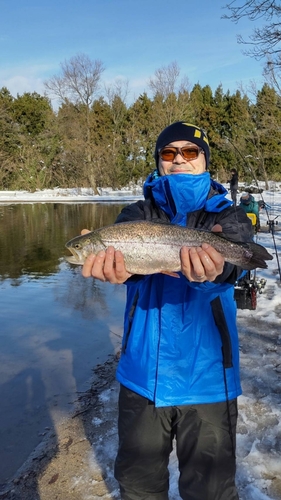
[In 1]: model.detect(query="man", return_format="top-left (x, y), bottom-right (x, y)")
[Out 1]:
top-left (239, 191), bottom-right (262, 232)
top-left (227, 168), bottom-right (239, 206)
top-left (82, 122), bottom-right (253, 500)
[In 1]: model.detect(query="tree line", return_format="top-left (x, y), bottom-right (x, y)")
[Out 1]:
top-left (1, 56), bottom-right (281, 193)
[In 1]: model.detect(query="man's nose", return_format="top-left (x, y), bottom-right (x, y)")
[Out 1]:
top-left (173, 152), bottom-right (186, 163)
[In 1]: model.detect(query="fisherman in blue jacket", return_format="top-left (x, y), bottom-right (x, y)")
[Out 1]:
top-left (82, 122), bottom-right (253, 500)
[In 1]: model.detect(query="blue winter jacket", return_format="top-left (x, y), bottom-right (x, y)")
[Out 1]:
top-left (115, 173), bottom-right (253, 407)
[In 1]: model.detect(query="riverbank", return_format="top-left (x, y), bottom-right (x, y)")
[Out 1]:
top-left (0, 187), bottom-right (144, 204)
top-left (0, 354), bottom-right (121, 500)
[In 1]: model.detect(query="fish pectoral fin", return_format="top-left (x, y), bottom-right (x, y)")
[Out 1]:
top-left (160, 271), bottom-right (180, 278)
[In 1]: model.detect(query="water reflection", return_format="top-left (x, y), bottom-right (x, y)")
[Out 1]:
top-left (0, 202), bottom-right (126, 279)
top-left (0, 203), bottom-right (127, 485)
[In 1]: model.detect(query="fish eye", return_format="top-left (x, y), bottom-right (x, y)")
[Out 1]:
top-left (74, 243), bottom-right (81, 249)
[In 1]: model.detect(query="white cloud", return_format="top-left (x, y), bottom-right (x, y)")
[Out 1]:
top-left (0, 61), bottom-right (59, 97)
top-left (0, 74), bottom-right (45, 98)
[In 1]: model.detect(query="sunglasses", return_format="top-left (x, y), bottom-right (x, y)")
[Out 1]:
top-left (159, 145), bottom-right (204, 162)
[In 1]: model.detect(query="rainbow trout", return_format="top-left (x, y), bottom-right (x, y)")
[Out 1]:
top-left (65, 221), bottom-right (273, 273)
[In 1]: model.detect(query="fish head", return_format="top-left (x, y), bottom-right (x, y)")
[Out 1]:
top-left (65, 234), bottom-right (95, 265)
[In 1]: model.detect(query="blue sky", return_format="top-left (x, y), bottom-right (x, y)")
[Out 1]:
top-left (0, 0), bottom-right (266, 105)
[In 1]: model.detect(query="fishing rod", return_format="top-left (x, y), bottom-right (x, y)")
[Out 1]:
top-left (223, 135), bottom-right (281, 282)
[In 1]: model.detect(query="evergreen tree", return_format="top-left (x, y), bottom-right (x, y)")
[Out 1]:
top-left (126, 94), bottom-right (155, 182)
top-left (0, 88), bottom-right (17, 188)
top-left (250, 84), bottom-right (281, 182)
top-left (12, 92), bottom-right (53, 136)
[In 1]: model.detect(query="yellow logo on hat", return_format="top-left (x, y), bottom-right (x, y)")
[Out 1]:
top-left (182, 122), bottom-right (209, 145)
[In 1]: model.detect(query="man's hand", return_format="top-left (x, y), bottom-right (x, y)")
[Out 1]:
top-left (82, 247), bottom-right (132, 283)
top-left (180, 224), bottom-right (225, 282)
top-left (80, 229), bottom-right (132, 284)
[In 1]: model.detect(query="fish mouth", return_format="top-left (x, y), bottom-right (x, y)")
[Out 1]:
top-left (65, 247), bottom-right (84, 265)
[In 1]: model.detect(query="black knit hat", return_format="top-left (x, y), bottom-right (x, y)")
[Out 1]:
top-left (154, 121), bottom-right (210, 169)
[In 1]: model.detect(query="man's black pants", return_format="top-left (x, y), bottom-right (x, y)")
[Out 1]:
top-left (114, 385), bottom-right (239, 500)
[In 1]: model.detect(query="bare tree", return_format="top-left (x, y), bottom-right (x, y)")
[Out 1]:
top-left (45, 53), bottom-right (105, 193)
top-left (104, 78), bottom-right (129, 107)
top-left (148, 61), bottom-right (186, 99)
top-left (223, 1), bottom-right (281, 73)
top-left (148, 62), bottom-right (192, 128)
top-left (45, 53), bottom-right (105, 106)
top-left (263, 57), bottom-right (281, 93)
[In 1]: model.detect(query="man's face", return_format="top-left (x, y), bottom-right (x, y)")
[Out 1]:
top-left (158, 140), bottom-right (206, 176)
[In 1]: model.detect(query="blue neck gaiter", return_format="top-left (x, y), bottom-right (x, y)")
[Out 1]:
top-left (144, 172), bottom-right (211, 226)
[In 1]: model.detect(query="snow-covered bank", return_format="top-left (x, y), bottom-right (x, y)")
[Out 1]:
top-left (0, 187), bottom-right (144, 203)
top-left (0, 180), bottom-right (280, 204)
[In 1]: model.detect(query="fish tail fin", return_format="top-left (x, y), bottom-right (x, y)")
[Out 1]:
top-left (243, 241), bottom-right (273, 270)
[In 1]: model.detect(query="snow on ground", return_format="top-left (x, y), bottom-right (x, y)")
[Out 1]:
top-left (233, 188), bottom-right (281, 499)
top-left (0, 185), bottom-right (144, 203)
top-left (1, 182), bottom-right (280, 499)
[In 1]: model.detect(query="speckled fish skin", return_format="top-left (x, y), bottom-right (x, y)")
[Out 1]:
top-left (65, 221), bottom-right (273, 273)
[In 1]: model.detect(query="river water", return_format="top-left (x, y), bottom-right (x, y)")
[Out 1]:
top-left (0, 202), bottom-right (129, 485)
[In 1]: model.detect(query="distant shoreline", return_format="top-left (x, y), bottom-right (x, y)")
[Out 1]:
top-left (0, 197), bottom-right (143, 204)
top-left (0, 189), bottom-right (144, 204)
top-left (0, 181), bottom-right (280, 204)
